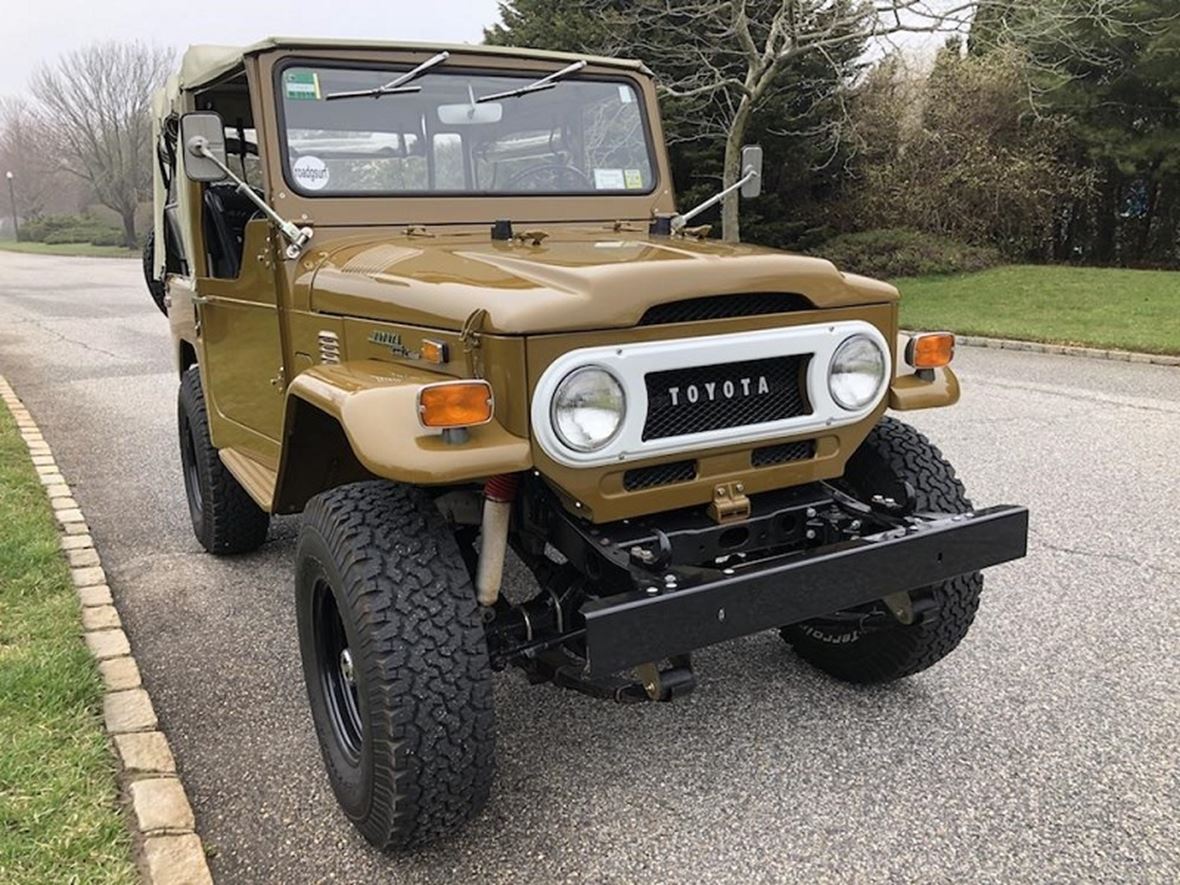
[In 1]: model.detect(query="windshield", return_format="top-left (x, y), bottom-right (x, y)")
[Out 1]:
top-left (276, 63), bottom-right (657, 197)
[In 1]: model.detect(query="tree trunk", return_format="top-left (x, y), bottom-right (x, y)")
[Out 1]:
top-left (120, 209), bottom-right (137, 249)
top-left (721, 97), bottom-right (754, 243)
top-left (1094, 168), bottom-right (1120, 265)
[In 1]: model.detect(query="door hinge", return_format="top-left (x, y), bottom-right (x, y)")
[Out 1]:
top-left (269, 366), bottom-right (286, 390)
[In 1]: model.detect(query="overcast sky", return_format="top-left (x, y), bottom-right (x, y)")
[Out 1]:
top-left (3, 0), bottom-right (504, 95)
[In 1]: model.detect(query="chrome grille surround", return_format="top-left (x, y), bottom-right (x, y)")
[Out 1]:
top-left (531, 321), bottom-right (891, 469)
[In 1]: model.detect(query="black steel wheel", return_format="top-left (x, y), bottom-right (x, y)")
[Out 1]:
top-left (312, 581), bottom-right (364, 761)
top-left (781, 417), bottom-right (984, 683)
top-left (295, 481), bottom-right (495, 850)
top-left (177, 367), bottom-right (269, 554)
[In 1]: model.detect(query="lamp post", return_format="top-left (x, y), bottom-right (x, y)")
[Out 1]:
top-left (4, 171), bottom-right (17, 242)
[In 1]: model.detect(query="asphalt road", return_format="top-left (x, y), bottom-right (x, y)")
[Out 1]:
top-left (0, 250), bottom-right (1177, 884)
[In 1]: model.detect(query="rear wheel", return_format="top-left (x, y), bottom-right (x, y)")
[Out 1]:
top-left (781, 417), bottom-right (984, 683)
top-left (296, 481), bottom-right (495, 850)
top-left (143, 231), bottom-right (167, 316)
top-left (177, 367), bottom-right (269, 554)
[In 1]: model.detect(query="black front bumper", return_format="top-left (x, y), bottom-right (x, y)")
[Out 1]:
top-left (580, 504), bottom-right (1028, 676)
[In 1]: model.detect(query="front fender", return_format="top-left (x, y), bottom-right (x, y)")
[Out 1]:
top-left (277, 361), bottom-right (531, 506)
top-left (888, 334), bottom-right (961, 411)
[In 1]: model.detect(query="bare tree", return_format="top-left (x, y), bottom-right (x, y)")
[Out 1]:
top-left (30, 42), bottom-right (172, 247)
top-left (612, 0), bottom-right (1139, 242)
top-left (0, 97), bottom-right (68, 222)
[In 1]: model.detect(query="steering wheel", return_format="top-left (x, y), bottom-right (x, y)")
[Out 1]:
top-left (504, 163), bottom-right (594, 191)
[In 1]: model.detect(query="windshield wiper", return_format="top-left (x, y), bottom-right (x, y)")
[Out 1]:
top-left (476, 59), bottom-right (587, 103)
top-left (325, 51), bottom-right (449, 101)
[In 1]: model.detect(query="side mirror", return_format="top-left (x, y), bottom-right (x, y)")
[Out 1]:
top-left (740, 144), bottom-right (763, 199)
top-left (180, 112), bottom-right (228, 183)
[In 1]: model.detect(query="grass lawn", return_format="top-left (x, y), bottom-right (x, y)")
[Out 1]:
top-left (0, 407), bottom-right (136, 883)
top-left (0, 240), bottom-right (137, 259)
top-left (895, 264), bottom-right (1180, 355)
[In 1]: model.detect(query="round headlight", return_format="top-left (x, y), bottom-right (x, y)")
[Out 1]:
top-left (828, 335), bottom-right (887, 411)
top-left (552, 366), bottom-right (626, 452)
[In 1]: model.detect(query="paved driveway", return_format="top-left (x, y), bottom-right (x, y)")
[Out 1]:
top-left (0, 250), bottom-right (1176, 883)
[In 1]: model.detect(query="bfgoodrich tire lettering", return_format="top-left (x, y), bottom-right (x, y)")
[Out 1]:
top-left (782, 417), bottom-right (984, 683)
top-left (177, 366), bottom-right (269, 554)
top-left (295, 481), bottom-right (495, 850)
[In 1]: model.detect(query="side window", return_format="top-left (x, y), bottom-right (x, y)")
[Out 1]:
top-left (158, 121), bottom-right (189, 276)
top-left (433, 133), bottom-right (465, 190)
top-left (224, 127), bottom-right (264, 189)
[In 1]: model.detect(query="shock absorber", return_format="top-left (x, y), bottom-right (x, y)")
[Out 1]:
top-left (476, 472), bottom-right (520, 606)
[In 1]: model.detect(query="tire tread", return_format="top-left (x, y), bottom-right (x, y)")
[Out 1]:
top-left (299, 481), bottom-right (494, 849)
top-left (178, 367), bottom-right (269, 554)
top-left (782, 417), bottom-right (984, 683)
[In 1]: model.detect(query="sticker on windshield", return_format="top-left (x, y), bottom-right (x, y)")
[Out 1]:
top-left (593, 168), bottom-right (626, 190)
top-left (284, 70), bottom-right (322, 101)
top-left (292, 155), bottom-right (330, 191)
top-left (624, 169), bottom-right (644, 189)
top-left (618, 85), bottom-right (635, 104)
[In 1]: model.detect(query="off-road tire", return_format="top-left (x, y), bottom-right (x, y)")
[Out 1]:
top-left (143, 231), bottom-right (168, 315)
top-left (295, 481), bottom-right (495, 850)
top-left (781, 417), bottom-right (983, 683)
top-left (177, 367), bottom-right (269, 554)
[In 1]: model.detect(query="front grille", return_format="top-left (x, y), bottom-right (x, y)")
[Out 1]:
top-left (623, 460), bottom-right (697, 491)
top-left (752, 440), bottom-right (816, 468)
top-left (642, 355), bottom-right (812, 441)
top-left (639, 293), bottom-right (811, 325)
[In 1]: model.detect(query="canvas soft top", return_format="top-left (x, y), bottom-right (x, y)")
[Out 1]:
top-left (176, 37), bottom-right (649, 91)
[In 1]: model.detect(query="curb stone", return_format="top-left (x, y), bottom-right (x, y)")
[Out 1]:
top-left (902, 330), bottom-right (1180, 367)
top-left (0, 375), bottom-right (213, 885)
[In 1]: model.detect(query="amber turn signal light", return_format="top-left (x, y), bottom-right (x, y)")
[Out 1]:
top-left (905, 332), bottom-right (955, 369)
top-left (418, 381), bottom-right (494, 428)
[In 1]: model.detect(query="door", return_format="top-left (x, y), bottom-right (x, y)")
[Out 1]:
top-left (195, 218), bottom-right (286, 465)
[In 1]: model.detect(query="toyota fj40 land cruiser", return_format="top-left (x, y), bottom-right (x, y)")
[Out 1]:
top-left (148, 38), bottom-right (1028, 850)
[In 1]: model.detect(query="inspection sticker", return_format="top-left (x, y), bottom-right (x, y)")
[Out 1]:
top-left (284, 70), bottom-right (322, 101)
top-left (624, 169), bottom-right (644, 189)
top-left (292, 155), bottom-right (330, 190)
top-left (593, 168), bottom-right (626, 190)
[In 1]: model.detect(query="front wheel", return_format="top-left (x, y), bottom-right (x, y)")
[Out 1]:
top-left (295, 481), bottom-right (495, 850)
top-left (781, 417), bottom-right (984, 683)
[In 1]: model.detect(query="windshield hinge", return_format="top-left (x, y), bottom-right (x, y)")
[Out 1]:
top-left (513, 229), bottom-right (550, 247)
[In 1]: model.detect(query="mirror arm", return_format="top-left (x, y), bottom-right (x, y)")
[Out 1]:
top-left (188, 136), bottom-right (313, 259)
top-left (671, 166), bottom-right (760, 231)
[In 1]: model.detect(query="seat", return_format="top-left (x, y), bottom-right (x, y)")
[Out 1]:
top-left (203, 183), bottom-right (263, 278)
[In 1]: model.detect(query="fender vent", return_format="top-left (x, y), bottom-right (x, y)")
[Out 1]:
top-left (639, 293), bottom-right (811, 326)
top-left (623, 460), bottom-right (697, 491)
top-left (318, 330), bottom-right (341, 365)
top-left (752, 440), bottom-right (816, 468)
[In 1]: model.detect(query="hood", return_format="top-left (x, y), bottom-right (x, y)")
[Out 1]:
top-left (307, 231), bottom-right (898, 334)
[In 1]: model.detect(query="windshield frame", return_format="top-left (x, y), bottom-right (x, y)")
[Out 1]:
top-left (271, 57), bottom-right (661, 200)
